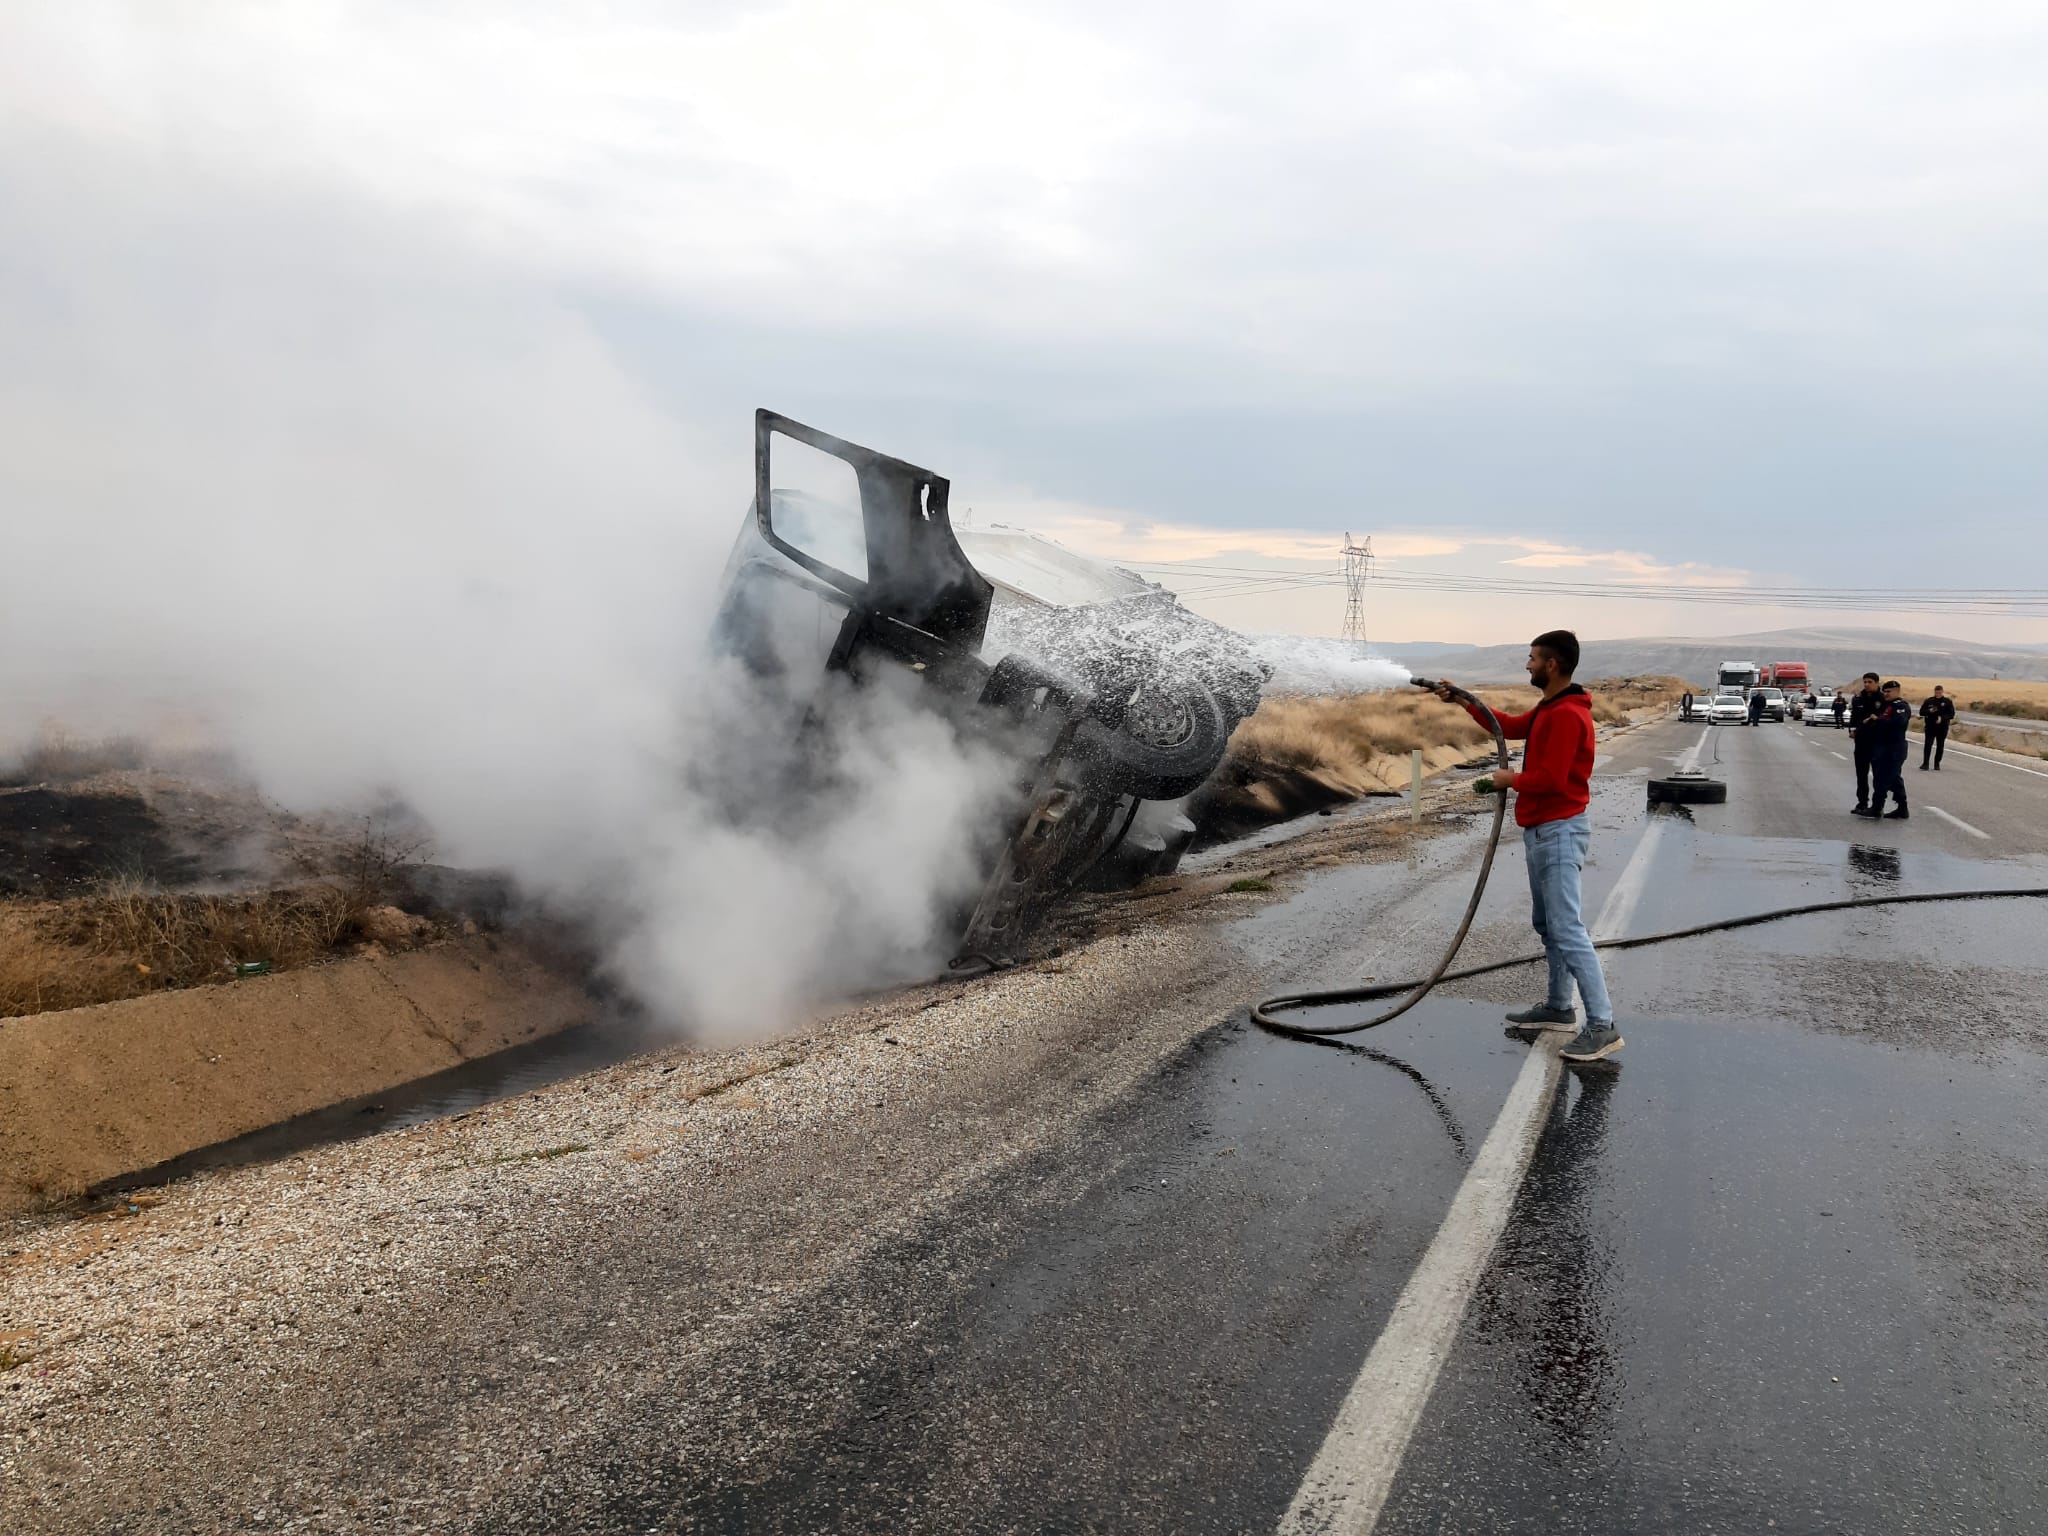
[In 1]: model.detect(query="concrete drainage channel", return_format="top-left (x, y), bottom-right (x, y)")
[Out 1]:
top-left (90, 1017), bottom-right (664, 1200)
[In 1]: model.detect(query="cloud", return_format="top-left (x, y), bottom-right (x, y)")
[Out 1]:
top-left (3, 1), bottom-right (2044, 641)
top-left (1498, 545), bottom-right (1746, 584)
top-left (958, 499), bottom-right (1468, 565)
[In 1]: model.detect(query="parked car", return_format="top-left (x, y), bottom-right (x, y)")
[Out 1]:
top-left (712, 409), bottom-right (1270, 965)
top-left (1753, 686), bottom-right (1788, 722)
top-left (1804, 689), bottom-right (1841, 726)
top-left (1708, 692), bottom-right (1749, 724)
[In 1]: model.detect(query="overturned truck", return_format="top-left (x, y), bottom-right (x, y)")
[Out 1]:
top-left (713, 409), bottom-right (1269, 966)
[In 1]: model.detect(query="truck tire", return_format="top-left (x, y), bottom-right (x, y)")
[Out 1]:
top-left (1647, 772), bottom-right (1727, 806)
top-left (1074, 682), bottom-right (1232, 801)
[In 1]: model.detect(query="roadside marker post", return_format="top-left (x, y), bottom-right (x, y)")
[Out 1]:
top-left (1410, 749), bottom-right (1423, 822)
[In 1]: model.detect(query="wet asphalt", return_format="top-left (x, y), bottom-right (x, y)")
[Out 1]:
top-left (30, 716), bottom-right (2042, 1534)
top-left (633, 715), bottom-right (2048, 1533)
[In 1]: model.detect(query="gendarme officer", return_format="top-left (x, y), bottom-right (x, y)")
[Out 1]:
top-left (1854, 681), bottom-right (1913, 820)
top-left (1919, 685), bottom-right (1955, 771)
top-left (1847, 671), bottom-right (1884, 811)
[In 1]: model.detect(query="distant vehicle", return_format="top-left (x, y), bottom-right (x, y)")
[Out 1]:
top-left (1708, 692), bottom-right (1749, 724)
top-left (1805, 688), bottom-right (1842, 726)
top-left (1718, 660), bottom-right (1760, 692)
top-left (1753, 687), bottom-right (1788, 722)
top-left (1770, 661), bottom-right (1809, 693)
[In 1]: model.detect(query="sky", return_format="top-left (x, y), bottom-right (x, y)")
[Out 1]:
top-left (6, 0), bottom-right (2047, 647)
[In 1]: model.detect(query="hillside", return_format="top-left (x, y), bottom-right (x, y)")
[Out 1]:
top-left (1376, 627), bottom-right (2048, 685)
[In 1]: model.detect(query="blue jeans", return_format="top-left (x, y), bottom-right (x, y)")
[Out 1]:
top-left (1523, 813), bottom-right (1613, 1023)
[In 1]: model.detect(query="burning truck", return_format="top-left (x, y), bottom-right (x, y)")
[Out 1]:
top-left (712, 410), bottom-right (1269, 965)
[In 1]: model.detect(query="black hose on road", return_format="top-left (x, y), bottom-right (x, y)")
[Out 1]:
top-left (1250, 679), bottom-right (1513, 1039)
top-left (1252, 684), bottom-right (2048, 1039)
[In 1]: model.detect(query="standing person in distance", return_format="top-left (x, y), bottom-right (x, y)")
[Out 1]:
top-left (1847, 672), bottom-right (1884, 811)
top-left (1919, 685), bottom-right (1955, 771)
top-left (1856, 681), bottom-right (1913, 820)
top-left (1746, 688), bottom-right (1766, 726)
top-left (1433, 630), bottom-right (1622, 1064)
top-left (1832, 691), bottom-right (1847, 727)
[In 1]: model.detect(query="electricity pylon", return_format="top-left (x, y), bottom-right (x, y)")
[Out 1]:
top-left (1342, 533), bottom-right (1372, 657)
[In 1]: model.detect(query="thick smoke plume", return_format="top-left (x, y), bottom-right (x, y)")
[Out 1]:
top-left (0, 140), bottom-right (1012, 1036)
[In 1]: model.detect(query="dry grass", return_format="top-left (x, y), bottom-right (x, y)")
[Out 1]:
top-left (1200, 676), bottom-right (1688, 838)
top-left (0, 882), bottom-right (369, 1020)
top-left (1884, 677), bottom-right (2048, 713)
top-left (1225, 675), bottom-right (1688, 782)
top-left (1579, 675), bottom-right (1694, 724)
top-left (0, 813), bottom-right (437, 1020)
top-left (0, 731), bottom-right (150, 788)
top-left (1225, 690), bottom-right (1498, 778)
top-left (1949, 724), bottom-right (2048, 760)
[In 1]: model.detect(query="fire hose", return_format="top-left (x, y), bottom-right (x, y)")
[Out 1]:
top-left (1252, 678), bottom-right (2048, 1040)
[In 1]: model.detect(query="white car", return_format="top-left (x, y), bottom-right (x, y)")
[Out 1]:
top-left (1708, 692), bottom-right (1749, 724)
top-left (1804, 690), bottom-right (1842, 727)
top-left (1753, 686), bottom-right (1789, 722)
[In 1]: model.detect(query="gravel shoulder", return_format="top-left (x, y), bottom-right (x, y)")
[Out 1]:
top-left (0, 777), bottom-right (1501, 1535)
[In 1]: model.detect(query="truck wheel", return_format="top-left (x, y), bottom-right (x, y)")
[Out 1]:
top-left (1074, 682), bottom-right (1232, 801)
top-left (1647, 772), bottom-right (1727, 806)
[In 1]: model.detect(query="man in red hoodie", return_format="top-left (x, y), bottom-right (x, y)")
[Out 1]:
top-left (1434, 630), bottom-right (1620, 1063)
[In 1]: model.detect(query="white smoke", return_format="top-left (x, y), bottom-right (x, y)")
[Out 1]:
top-left (1245, 635), bottom-right (1414, 696)
top-left (0, 129), bottom-right (1013, 1036)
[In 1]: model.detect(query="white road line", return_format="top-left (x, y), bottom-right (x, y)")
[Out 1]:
top-left (1592, 819), bottom-right (1669, 941)
top-left (1277, 807), bottom-right (1666, 1535)
top-left (1937, 745), bottom-right (2048, 780)
top-left (1924, 805), bottom-right (1991, 840)
top-left (1274, 1042), bottom-right (1563, 1536)
top-left (1830, 751), bottom-right (1847, 761)
top-left (1677, 725), bottom-right (1711, 773)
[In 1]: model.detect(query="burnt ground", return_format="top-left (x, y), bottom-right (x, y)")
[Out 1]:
top-left (0, 787), bottom-right (206, 898)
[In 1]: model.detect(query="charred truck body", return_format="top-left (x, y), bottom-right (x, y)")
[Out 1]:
top-left (713, 410), bottom-right (1268, 965)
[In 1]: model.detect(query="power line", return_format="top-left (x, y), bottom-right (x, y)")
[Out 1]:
top-left (1114, 559), bottom-right (2048, 616)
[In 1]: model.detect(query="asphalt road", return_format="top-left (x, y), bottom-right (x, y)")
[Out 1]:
top-left (477, 718), bottom-right (2046, 1531)
top-left (661, 716), bottom-right (2048, 1536)
top-left (10, 714), bottom-right (2046, 1533)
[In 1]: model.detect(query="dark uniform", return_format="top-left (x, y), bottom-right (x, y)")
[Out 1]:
top-left (1747, 691), bottom-right (1766, 725)
top-left (1847, 685), bottom-right (1884, 808)
top-left (1865, 693), bottom-right (1912, 817)
top-left (1832, 694), bottom-right (1847, 725)
top-left (1919, 693), bottom-right (1955, 769)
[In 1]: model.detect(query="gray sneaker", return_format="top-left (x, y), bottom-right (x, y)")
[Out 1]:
top-left (1561, 1024), bottom-right (1624, 1063)
top-left (1504, 1002), bottom-right (1578, 1032)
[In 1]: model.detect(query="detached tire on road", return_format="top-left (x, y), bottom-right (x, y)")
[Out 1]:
top-left (1647, 772), bottom-right (1727, 806)
top-left (1074, 681), bottom-right (1232, 801)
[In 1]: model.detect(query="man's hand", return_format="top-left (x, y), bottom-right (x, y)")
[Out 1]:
top-left (1432, 678), bottom-right (1457, 703)
top-left (1492, 768), bottom-right (1518, 794)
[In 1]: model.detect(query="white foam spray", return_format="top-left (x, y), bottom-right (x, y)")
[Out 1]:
top-left (1246, 635), bottom-right (1414, 696)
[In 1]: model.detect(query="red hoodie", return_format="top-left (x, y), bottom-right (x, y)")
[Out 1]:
top-left (1463, 685), bottom-right (1595, 828)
